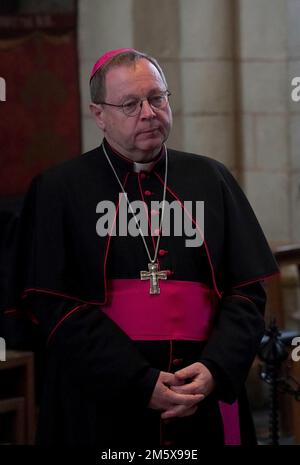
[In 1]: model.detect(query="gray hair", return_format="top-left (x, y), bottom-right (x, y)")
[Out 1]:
top-left (90, 50), bottom-right (168, 103)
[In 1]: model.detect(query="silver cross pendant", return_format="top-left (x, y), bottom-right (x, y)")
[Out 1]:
top-left (140, 262), bottom-right (168, 295)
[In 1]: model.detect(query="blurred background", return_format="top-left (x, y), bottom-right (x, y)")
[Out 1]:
top-left (0, 0), bottom-right (299, 446)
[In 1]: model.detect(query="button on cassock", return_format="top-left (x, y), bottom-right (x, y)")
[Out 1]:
top-left (158, 249), bottom-right (168, 256)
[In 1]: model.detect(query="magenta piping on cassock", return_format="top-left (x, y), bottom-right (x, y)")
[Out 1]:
top-left (153, 171), bottom-right (223, 300)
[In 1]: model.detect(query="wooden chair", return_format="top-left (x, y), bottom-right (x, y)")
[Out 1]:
top-left (0, 397), bottom-right (25, 444)
top-left (0, 350), bottom-right (35, 444)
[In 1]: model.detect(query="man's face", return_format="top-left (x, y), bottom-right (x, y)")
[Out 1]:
top-left (91, 59), bottom-right (173, 161)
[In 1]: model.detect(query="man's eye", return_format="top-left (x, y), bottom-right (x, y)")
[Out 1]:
top-left (149, 95), bottom-right (164, 106)
top-left (123, 100), bottom-right (138, 110)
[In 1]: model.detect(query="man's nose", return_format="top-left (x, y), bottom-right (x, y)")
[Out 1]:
top-left (139, 98), bottom-right (156, 118)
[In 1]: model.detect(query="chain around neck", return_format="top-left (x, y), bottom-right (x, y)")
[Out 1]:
top-left (101, 142), bottom-right (168, 264)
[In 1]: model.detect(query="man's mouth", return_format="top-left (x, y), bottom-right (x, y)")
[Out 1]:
top-left (138, 128), bottom-right (160, 135)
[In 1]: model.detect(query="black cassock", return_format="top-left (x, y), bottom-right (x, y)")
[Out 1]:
top-left (7, 139), bottom-right (278, 446)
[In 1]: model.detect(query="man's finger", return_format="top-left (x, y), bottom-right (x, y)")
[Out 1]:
top-left (161, 403), bottom-right (200, 419)
top-left (169, 381), bottom-right (199, 395)
top-left (174, 363), bottom-right (200, 381)
top-left (161, 372), bottom-right (184, 387)
top-left (165, 390), bottom-right (203, 406)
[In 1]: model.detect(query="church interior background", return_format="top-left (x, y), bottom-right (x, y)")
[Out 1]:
top-left (0, 0), bottom-right (300, 445)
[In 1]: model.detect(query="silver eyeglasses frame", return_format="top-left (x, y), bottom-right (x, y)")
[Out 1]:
top-left (98, 90), bottom-right (171, 117)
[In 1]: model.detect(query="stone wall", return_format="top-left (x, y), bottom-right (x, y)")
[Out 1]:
top-left (78, 0), bottom-right (299, 245)
top-left (79, 0), bottom-right (134, 151)
top-left (237, 0), bottom-right (290, 244)
top-left (288, 0), bottom-right (300, 243)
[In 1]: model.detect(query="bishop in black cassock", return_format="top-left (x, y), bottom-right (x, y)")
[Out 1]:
top-left (6, 49), bottom-right (278, 446)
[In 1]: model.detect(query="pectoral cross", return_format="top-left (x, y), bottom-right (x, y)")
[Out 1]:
top-left (140, 262), bottom-right (168, 295)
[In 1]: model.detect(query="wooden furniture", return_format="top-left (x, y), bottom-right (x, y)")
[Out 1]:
top-left (0, 397), bottom-right (25, 444)
top-left (0, 350), bottom-right (35, 444)
top-left (265, 244), bottom-right (300, 444)
top-left (266, 244), bottom-right (300, 327)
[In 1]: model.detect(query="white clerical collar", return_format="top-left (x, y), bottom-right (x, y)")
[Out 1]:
top-left (133, 160), bottom-right (156, 173)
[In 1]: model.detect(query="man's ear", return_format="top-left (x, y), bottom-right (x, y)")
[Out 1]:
top-left (90, 103), bottom-right (106, 131)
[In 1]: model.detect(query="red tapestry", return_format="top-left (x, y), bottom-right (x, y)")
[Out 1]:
top-left (0, 14), bottom-right (81, 196)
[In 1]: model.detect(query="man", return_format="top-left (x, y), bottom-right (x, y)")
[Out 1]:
top-left (8, 49), bottom-right (278, 446)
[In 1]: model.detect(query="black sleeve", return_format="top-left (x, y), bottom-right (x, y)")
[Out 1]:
top-left (7, 174), bottom-right (160, 409)
top-left (199, 281), bottom-right (266, 403)
top-left (197, 162), bottom-right (278, 403)
top-left (25, 292), bottom-right (160, 408)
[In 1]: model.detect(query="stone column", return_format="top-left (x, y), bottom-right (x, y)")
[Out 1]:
top-left (133, 0), bottom-right (235, 165)
top-left (78, 0), bottom-right (134, 152)
top-left (237, 0), bottom-right (290, 244)
top-left (287, 0), bottom-right (300, 243)
top-left (132, 0), bottom-right (183, 150)
top-left (178, 0), bottom-right (235, 169)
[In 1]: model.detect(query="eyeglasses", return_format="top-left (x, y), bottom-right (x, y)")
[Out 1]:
top-left (98, 91), bottom-right (171, 117)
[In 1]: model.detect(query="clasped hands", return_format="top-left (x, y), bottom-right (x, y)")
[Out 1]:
top-left (149, 362), bottom-right (215, 419)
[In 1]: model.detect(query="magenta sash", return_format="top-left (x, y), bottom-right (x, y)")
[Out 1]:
top-left (102, 278), bottom-right (241, 444)
top-left (102, 279), bottom-right (217, 340)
